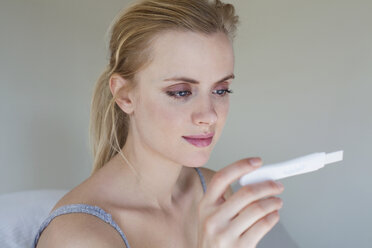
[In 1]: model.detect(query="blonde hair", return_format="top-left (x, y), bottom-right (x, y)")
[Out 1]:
top-left (89, 0), bottom-right (239, 174)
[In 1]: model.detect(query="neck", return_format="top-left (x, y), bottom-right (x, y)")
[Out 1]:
top-left (114, 131), bottom-right (192, 212)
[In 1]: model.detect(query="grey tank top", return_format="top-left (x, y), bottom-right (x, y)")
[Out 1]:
top-left (32, 167), bottom-right (207, 248)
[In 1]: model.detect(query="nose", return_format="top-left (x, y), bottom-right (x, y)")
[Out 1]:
top-left (191, 96), bottom-right (217, 126)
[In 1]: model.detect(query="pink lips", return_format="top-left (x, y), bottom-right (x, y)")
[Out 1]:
top-left (182, 133), bottom-right (214, 147)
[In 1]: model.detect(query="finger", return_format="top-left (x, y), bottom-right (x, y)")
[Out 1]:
top-left (238, 210), bottom-right (280, 247)
top-left (211, 180), bottom-right (284, 224)
top-left (227, 196), bottom-right (283, 237)
top-left (204, 157), bottom-right (263, 205)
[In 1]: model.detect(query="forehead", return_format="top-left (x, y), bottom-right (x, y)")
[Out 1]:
top-left (137, 30), bottom-right (234, 84)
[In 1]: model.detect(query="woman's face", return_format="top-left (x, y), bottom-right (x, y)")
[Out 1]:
top-left (130, 30), bottom-right (235, 167)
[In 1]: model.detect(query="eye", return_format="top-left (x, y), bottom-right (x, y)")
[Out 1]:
top-left (213, 88), bottom-right (234, 96)
top-left (165, 88), bottom-right (233, 100)
top-left (166, 90), bottom-right (192, 99)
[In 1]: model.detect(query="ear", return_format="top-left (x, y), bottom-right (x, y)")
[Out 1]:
top-left (109, 73), bottom-right (135, 115)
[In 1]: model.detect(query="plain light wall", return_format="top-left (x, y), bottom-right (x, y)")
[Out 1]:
top-left (1, 0), bottom-right (371, 247)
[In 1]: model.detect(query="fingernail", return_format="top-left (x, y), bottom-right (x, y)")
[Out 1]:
top-left (249, 158), bottom-right (262, 167)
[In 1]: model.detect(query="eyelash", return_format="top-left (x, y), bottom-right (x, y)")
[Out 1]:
top-left (166, 88), bottom-right (233, 99)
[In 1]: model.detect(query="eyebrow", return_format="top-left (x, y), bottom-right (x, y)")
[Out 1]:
top-left (163, 74), bottom-right (235, 84)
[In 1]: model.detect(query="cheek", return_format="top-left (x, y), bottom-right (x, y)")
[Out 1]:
top-left (137, 95), bottom-right (229, 141)
top-left (214, 100), bottom-right (230, 136)
top-left (221, 100), bottom-right (230, 114)
top-left (158, 107), bottom-right (183, 131)
top-left (216, 99), bottom-right (230, 121)
top-left (140, 97), bottom-right (186, 136)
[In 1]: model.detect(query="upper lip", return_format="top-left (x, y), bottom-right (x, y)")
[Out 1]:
top-left (183, 132), bottom-right (215, 139)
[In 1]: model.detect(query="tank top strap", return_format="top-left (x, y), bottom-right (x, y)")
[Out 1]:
top-left (32, 203), bottom-right (131, 248)
top-left (194, 167), bottom-right (207, 193)
top-left (34, 169), bottom-right (206, 248)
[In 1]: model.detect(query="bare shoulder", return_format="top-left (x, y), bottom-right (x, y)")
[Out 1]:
top-left (36, 212), bottom-right (125, 248)
top-left (198, 167), bottom-right (234, 199)
top-left (37, 173), bottom-right (126, 247)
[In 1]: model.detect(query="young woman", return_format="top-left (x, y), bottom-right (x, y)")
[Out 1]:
top-left (34, 0), bottom-right (284, 247)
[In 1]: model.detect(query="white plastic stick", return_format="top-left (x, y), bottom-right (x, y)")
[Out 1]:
top-left (239, 150), bottom-right (343, 186)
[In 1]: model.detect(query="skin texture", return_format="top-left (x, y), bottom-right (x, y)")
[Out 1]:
top-left (109, 30), bottom-right (235, 210)
top-left (36, 30), bottom-right (284, 248)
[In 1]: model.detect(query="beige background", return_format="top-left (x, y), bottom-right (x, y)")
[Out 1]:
top-left (1, 0), bottom-right (371, 247)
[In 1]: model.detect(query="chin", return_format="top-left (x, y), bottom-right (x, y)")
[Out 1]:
top-left (182, 153), bottom-right (211, 168)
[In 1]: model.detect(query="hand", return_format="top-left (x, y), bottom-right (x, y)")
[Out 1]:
top-left (197, 157), bottom-right (284, 248)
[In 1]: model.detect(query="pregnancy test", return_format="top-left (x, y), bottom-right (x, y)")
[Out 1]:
top-left (239, 150), bottom-right (344, 186)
